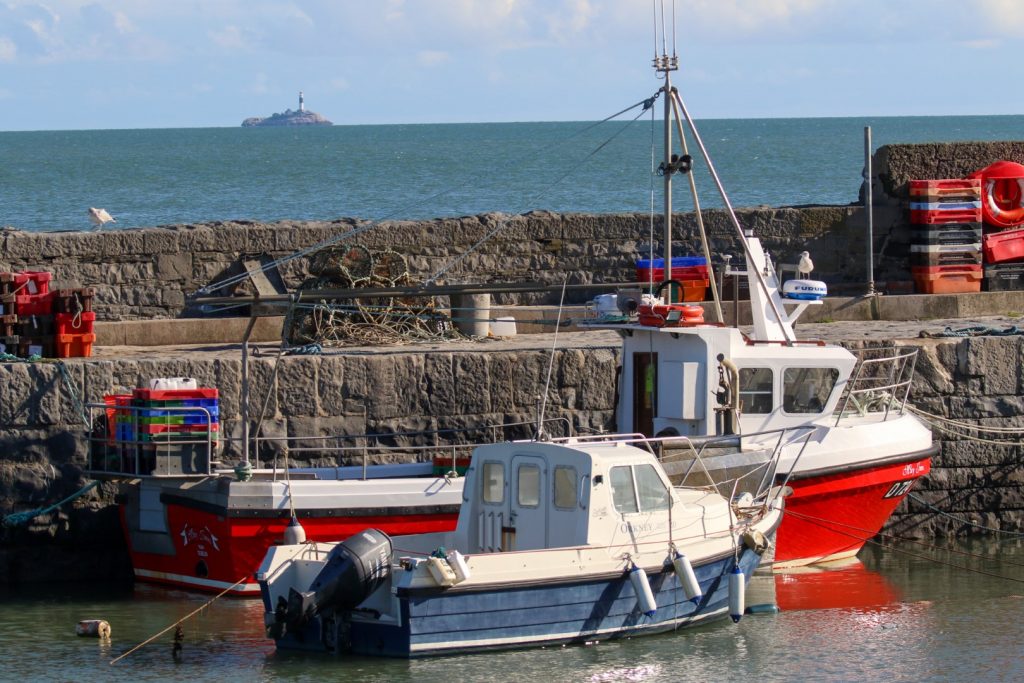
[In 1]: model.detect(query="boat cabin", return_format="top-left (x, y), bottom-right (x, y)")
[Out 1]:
top-left (450, 439), bottom-right (723, 553)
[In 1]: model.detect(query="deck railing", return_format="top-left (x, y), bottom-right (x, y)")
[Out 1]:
top-left (834, 346), bottom-right (919, 425)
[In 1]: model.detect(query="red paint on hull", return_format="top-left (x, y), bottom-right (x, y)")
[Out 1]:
top-left (122, 505), bottom-right (458, 595)
top-left (774, 456), bottom-right (931, 566)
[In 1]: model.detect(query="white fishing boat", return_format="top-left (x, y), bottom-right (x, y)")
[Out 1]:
top-left (577, 12), bottom-right (934, 568)
top-left (258, 436), bottom-right (784, 657)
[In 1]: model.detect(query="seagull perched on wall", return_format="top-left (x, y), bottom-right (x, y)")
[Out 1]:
top-left (88, 207), bottom-right (116, 229)
top-left (798, 251), bottom-right (814, 278)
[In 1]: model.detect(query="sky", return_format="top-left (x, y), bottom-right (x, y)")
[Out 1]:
top-left (1, 0), bottom-right (1023, 131)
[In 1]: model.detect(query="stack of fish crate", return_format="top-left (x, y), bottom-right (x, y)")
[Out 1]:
top-left (0, 273), bottom-right (97, 358)
top-left (908, 180), bottom-right (983, 294)
top-left (54, 288), bottom-right (97, 358)
top-left (636, 256), bottom-right (709, 302)
top-left (0, 271), bottom-right (55, 357)
top-left (132, 385), bottom-right (219, 475)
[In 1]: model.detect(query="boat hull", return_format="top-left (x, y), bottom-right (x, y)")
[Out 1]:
top-left (120, 476), bottom-right (461, 595)
top-left (274, 545), bottom-right (765, 657)
top-left (773, 452), bottom-right (932, 568)
top-left (123, 505), bottom-right (459, 595)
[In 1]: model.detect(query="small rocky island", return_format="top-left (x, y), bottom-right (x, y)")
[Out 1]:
top-left (242, 91), bottom-right (333, 127)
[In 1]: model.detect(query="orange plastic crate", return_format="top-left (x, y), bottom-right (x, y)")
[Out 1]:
top-left (56, 311), bottom-right (95, 336)
top-left (56, 332), bottom-right (96, 358)
top-left (908, 179), bottom-right (981, 201)
top-left (911, 265), bottom-right (982, 294)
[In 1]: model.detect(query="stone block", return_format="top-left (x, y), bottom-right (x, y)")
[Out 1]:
top-left (276, 356), bottom-right (320, 417)
top-left (155, 252), bottom-right (193, 282)
top-left (142, 228), bottom-right (181, 254)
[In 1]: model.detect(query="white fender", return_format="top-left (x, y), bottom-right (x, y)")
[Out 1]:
top-left (447, 550), bottom-right (471, 583)
top-left (671, 551), bottom-right (702, 604)
top-left (728, 566), bottom-right (745, 623)
top-left (629, 564), bottom-right (657, 617)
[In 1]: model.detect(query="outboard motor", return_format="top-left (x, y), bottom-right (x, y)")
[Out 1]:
top-left (285, 528), bottom-right (392, 629)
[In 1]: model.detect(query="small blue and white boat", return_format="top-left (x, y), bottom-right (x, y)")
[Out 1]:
top-left (257, 436), bottom-right (783, 657)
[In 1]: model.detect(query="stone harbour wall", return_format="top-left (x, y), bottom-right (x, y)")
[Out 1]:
top-left (0, 339), bottom-right (620, 583)
top-left (2, 330), bottom-right (1024, 583)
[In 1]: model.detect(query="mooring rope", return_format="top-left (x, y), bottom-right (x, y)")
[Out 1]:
top-left (2, 480), bottom-right (99, 528)
top-left (919, 325), bottom-right (1024, 338)
top-left (110, 576), bottom-right (249, 665)
top-left (905, 404), bottom-right (1024, 446)
top-left (783, 508), bottom-right (1024, 576)
top-left (906, 492), bottom-right (1024, 537)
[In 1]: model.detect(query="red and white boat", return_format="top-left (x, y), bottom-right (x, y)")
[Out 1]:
top-left (113, 463), bottom-right (462, 595)
top-left (585, 64), bottom-right (933, 569)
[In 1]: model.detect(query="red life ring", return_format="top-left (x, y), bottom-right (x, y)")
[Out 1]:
top-left (971, 160), bottom-right (1024, 228)
top-left (985, 178), bottom-right (1024, 227)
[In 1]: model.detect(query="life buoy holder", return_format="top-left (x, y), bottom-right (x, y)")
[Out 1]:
top-left (970, 160), bottom-right (1024, 228)
top-left (984, 178), bottom-right (1024, 227)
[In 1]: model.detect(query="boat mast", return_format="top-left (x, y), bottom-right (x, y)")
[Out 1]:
top-left (655, 2), bottom-right (677, 291)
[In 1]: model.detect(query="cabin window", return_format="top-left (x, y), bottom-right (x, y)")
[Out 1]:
top-left (553, 466), bottom-right (577, 509)
top-left (634, 464), bottom-right (670, 511)
top-left (482, 462), bottom-right (505, 504)
top-left (739, 367), bottom-right (773, 414)
top-left (517, 464), bottom-right (541, 507)
top-left (783, 367), bottom-right (840, 414)
top-left (610, 466), bottom-right (639, 514)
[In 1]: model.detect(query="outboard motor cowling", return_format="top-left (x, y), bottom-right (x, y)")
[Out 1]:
top-left (285, 528), bottom-right (392, 628)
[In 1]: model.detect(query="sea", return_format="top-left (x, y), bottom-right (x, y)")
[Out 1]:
top-left (2, 115), bottom-right (1024, 234)
top-left (3, 116), bottom-right (1024, 680)
top-left (2, 538), bottom-right (1023, 682)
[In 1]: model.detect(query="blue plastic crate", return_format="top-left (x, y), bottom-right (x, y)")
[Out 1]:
top-left (183, 415), bottom-right (219, 426)
top-left (908, 200), bottom-right (981, 211)
top-left (636, 256), bottom-right (707, 269)
top-left (181, 398), bottom-right (219, 408)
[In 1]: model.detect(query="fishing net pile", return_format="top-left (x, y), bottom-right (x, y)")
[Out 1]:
top-left (285, 244), bottom-right (457, 347)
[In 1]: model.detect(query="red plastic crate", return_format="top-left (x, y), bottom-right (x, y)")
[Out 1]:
top-left (55, 311), bottom-right (95, 336)
top-left (15, 291), bottom-right (54, 317)
top-left (636, 265), bottom-right (710, 284)
top-left (908, 179), bottom-right (981, 201)
top-left (56, 332), bottom-right (96, 358)
top-left (910, 208), bottom-right (982, 225)
top-left (911, 264), bottom-right (982, 294)
top-left (0, 271), bottom-right (51, 296)
top-left (982, 227), bottom-right (1024, 264)
top-left (132, 387), bottom-right (219, 401)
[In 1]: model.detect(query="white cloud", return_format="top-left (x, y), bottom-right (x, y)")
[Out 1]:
top-left (417, 50), bottom-right (450, 67)
top-left (209, 25), bottom-right (249, 51)
top-left (974, 0), bottom-right (1024, 31)
top-left (0, 36), bottom-right (16, 61)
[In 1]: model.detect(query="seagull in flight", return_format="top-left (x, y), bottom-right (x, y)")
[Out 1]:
top-left (88, 207), bottom-right (116, 229)
top-left (798, 251), bottom-right (814, 278)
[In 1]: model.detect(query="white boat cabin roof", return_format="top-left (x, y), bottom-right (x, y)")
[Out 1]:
top-left (453, 439), bottom-right (730, 554)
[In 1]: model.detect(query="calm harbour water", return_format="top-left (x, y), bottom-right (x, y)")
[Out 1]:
top-left (2, 115), bottom-right (1024, 233)
top-left (3, 539), bottom-right (1022, 682)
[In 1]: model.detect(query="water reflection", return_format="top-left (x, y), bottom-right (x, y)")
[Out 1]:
top-left (2, 539), bottom-right (1024, 682)
top-left (774, 557), bottom-right (900, 612)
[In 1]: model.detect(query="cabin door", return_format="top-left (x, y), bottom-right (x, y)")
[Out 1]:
top-left (632, 352), bottom-right (658, 437)
top-left (509, 455), bottom-right (548, 551)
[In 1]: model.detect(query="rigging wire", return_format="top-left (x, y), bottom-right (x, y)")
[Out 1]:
top-left (196, 97), bottom-right (659, 299)
top-left (426, 97), bottom-right (659, 286)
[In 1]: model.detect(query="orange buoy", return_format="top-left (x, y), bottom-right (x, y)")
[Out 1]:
top-left (970, 160), bottom-right (1024, 228)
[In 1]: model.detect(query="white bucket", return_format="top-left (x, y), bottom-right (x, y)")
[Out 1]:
top-left (490, 316), bottom-right (517, 337)
top-left (593, 293), bottom-right (619, 315)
